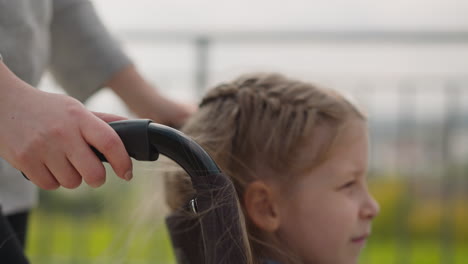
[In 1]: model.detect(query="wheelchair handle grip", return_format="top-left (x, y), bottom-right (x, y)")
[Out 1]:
top-left (90, 119), bottom-right (159, 162)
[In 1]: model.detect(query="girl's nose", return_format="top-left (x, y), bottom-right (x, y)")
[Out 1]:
top-left (361, 192), bottom-right (380, 220)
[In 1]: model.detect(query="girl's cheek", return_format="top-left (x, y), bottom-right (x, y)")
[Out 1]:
top-left (340, 188), bottom-right (363, 212)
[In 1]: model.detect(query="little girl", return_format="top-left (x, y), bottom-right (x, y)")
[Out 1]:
top-left (164, 73), bottom-right (380, 264)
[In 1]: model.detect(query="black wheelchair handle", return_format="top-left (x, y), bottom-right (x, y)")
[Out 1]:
top-left (93, 119), bottom-right (222, 181)
top-left (92, 120), bottom-right (244, 263)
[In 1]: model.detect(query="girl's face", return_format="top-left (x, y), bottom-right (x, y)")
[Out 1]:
top-left (275, 120), bottom-right (380, 264)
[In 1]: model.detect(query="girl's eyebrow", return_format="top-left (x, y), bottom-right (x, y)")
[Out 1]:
top-left (348, 167), bottom-right (366, 178)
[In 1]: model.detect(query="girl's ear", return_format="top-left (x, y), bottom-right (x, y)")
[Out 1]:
top-left (243, 180), bottom-right (281, 232)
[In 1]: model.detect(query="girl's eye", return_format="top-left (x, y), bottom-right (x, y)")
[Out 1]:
top-left (341, 180), bottom-right (356, 189)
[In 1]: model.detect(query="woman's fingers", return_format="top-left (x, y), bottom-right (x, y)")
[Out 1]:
top-left (21, 161), bottom-right (60, 191)
top-left (92, 111), bottom-right (128, 123)
top-left (79, 115), bottom-right (133, 182)
top-left (66, 140), bottom-right (107, 188)
top-left (45, 152), bottom-right (82, 189)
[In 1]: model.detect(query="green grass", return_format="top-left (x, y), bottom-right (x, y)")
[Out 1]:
top-left (26, 211), bottom-right (176, 264)
top-left (361, 238), bottom-right (468, 264)
top-left (26, 210), bottom-right (468, 264)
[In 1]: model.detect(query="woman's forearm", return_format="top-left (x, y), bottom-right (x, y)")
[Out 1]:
top-left (105, 64), bottom-right (159, 118)
top-left (105, 64), bottom-right (194, 126)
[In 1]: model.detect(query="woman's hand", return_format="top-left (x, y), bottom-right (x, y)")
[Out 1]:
top-left (0, 62), bottom-right (133, 190)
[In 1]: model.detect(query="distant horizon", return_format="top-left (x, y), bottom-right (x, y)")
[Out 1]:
top-left (94, 0), bottom-right (468, 32)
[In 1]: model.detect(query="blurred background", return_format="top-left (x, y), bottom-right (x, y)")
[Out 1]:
top-left (30, 0), bottom-right (468, 263)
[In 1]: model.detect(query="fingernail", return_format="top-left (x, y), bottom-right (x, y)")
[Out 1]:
top-left (124, 171), bottom-right (133, 181)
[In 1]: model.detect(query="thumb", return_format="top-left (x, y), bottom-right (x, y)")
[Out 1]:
top-left (92, 111), bottom-right (128, 123)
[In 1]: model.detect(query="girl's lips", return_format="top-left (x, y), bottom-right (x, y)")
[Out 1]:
top-left (351, 234), bottom-right (369, 243)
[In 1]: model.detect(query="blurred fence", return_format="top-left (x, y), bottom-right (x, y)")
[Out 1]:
top-left (28, 30), bottom-right (468, 264)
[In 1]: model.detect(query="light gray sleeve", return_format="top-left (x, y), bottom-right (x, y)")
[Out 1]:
top-left (49, 0), bottom-right (132, 102)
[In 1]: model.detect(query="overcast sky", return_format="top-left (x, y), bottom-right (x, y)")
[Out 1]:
top-left (93, 0), bottom-right (468, 31)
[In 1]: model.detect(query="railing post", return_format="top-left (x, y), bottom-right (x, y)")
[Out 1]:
top-left (395, 82), bottom-right (417, 264)
top-left (440, 82), bottom-right (459, 264)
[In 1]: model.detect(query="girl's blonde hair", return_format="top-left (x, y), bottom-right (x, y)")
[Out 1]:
top-left (164, 73), bottom-right (365, 263)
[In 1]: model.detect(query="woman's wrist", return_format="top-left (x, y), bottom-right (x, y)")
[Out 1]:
top-left (0, 61), bottom-right (36, 110)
